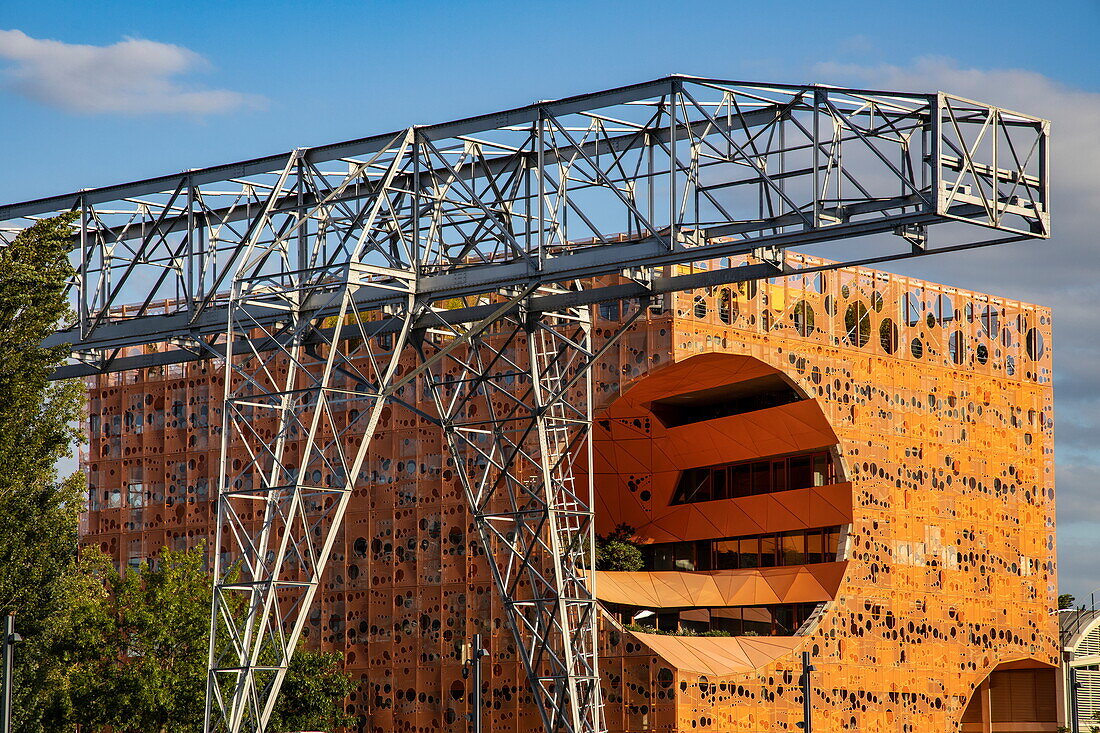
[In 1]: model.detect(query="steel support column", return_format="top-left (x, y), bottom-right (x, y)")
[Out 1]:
top-left (204, 132), bottom-right (426, 733)
top-left (204, 269), bottom-right (417, 731)
top-left (415, 295), bottom-right (637, 733)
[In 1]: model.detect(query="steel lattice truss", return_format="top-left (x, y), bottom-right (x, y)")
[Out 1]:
top-left (414, 293), bottom-right (638, 733)
top-left (206, 266), bottom-right (418, 730)
top-left (0, 76), bottom-right (1049, 733)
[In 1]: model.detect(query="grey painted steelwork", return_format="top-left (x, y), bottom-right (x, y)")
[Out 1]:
top-left (0, 76), bottom-right (1048, 377)
top-left (0, 75), bottom-right (1049, 733)
top-left (416, 294), bottom-right (613, 733)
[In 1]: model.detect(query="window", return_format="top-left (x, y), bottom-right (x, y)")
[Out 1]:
top-left (718, 289), bottom-right (733, 324)
top-left (127, 482), bottom-right (146, 508)
top-left (782, 534), bottom-right (806, 565)
top-left (711, 468), bottom-right (727, 500)
top-left (674, 542), bottom-right (696, 571)
top-left (806, 532), bottom-right (825, 564)
top-left (772, 461), bottom-right (787, 495)
top-left (792, 300), bottom-right (815, 336)
top-left (645, 542), bottom-right (705, 572)
top-left (127, 539), bottom-right (143, 572)
top-left (949, 331), bottom-right (965, 365)
top-left (676, 468), bottom-right (712, 503)
top-left (750, 462), bottom-right (770, 495)
top-left (738, 538), bottom-right (760, 568)
top-left (651, 544), bottom-right (674, 571)
top-left (879, 318), bottom-right (898, 354)
top-left (1026, 328), bottom-right (1045, 360)
top-left (844, 302), bottom-right (871, 347)
top-left (693, 295), bottom-right (708, 319)
top-left (730, 464), bottom-right (751, 498)
top-left (937, 293), bottom-right (956, 322)
top-left (772, 605), bottom-right (796, 634)
top-left (693, 541), bottom-right (713, 571)
top-left (813, 454), bottom-right (830, 487)
top-left (649, 375), bottom-right (801, 428)
top-left (759, 536), bottom-right (779, 567)
top-left (647, 527), bottom-right (842, 573)
top-left (980, 304), bottom-right (1000, 337)
top-left (671, 451), bottom-right (835, 505)
top-left (906, 290), bottom-right (923, 327)
top-left (714, 541), bottom-right (738, 570)
top-left (124, 409), bottom-right (144, 435)
top-left (788, 455), bottom-right (813, 491)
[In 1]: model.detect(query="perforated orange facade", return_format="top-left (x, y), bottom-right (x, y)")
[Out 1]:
top-left (80, 252), bottom-right (1058, 732)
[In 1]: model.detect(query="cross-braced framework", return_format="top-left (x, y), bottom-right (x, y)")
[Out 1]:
top-left (205, 275), bottom-right (416, 731)
top-left (413, 293), bottom-right (641, 733)
top-left (0, 76), bottom-right (1050, 733)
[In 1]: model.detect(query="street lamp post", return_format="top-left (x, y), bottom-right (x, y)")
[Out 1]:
top-left (801, 650), bottom-right (815, 733)
top-left (0, 615), bottom-right (22, 733)
top-left (463, 634), bottom-right (488, 733)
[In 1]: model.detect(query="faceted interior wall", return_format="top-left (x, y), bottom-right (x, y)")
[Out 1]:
top-left (80, 253), bottom-right (1056, 732)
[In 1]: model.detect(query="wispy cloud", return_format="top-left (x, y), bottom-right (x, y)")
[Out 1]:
top-left (814, 57), bottom-right (1100, 598)
top-left (0, 29), bottom-right (265, 115)
top-left (834, 34), bottom-right (877, 57)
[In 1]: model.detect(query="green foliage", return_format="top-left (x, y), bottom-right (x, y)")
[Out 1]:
top-left (622, 623), bottom-right (732, 638)
top-left (1059, 593), bottom-right (1076, 610)
top-left (0, 213), bottom-right (86, 733)
top-left (271, 647), bottom-right (357, 733)
top-left (50, 547), bottom-right (212, 732)
top-left (45, 544), bottom-right (356, 733)
top-left (595, 524), bottom-right (644, 572)
top-left (0, 215), bottom-right (354, 731)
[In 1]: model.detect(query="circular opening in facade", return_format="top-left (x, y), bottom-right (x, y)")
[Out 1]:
top-left (591, 353), bottom-right (850, 646)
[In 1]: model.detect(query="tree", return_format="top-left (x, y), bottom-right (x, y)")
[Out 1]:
top-left (1059, 593), bottom-right (1076, 610)
top-left (270, 648), bottom-right (357, 733)
top-left (595, 524), bottom-right (644, 572)
top-left (0, 214), bottom-right (86, 732)
top-left (51, 547), bottom-right (210, 732)
top-left (49, 544), bottom-right (356, 733)
top-left (0, 216), bottom-right (354, 731)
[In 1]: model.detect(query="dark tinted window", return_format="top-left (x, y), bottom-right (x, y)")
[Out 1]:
top-left (671, 451), bottom-right (835, 505)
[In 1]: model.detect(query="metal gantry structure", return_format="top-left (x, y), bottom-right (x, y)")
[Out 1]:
top-left (0, 76), bottom-right (1049, 733)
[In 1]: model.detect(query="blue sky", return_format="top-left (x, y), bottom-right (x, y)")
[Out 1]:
top-left (2, 0), bottom-right (1099, 598)
top-left (2, 0), bottom-right (1096, 202)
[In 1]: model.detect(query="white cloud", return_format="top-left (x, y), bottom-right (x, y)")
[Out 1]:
top-left (0, 29), bottom-right (265, 115)
top-left (812, 57), bottom-right (1100, 599)
top-left (835, 35), bottom-right (878, 57)
top-left (816, 57), bottom-right (1100, 223)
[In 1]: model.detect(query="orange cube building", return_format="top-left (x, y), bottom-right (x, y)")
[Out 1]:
top-left (80, 251), bottom-right (1058, 732)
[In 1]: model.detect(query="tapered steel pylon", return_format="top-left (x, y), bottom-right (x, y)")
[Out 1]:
top-left (415, 294), bottom-right (637, 733)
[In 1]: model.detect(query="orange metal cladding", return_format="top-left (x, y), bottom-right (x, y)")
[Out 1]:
top-left (79, 251), bottom-right (1057, 732)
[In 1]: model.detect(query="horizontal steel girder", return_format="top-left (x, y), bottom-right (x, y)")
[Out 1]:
top-left (0, 75), bottom-right (1048, 379)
